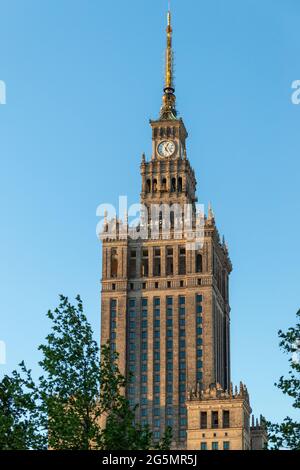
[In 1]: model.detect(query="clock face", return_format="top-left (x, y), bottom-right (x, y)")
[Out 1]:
top-left (158, 140), bottom-right (176, 158)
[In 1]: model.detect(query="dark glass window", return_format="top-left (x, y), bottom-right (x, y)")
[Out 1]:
top-left (223, 410), bottom-right (230, 428)
top-left (212, 411), bottom-right (219, 429)
top-left (154, 248), bottom-right (161, 276)
top-left (200, 412), bottom-right (207, 429)
top-left (179, 247), bottom-right (186, 275)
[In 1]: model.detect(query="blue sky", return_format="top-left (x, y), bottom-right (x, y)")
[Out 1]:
top-left (0, 0), bottom-right (299, 424)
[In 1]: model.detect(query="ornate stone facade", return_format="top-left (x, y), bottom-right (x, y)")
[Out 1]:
top-left (100, 9), bottom-right (265, 450)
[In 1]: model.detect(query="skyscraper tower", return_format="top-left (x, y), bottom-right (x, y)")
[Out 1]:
top-left (100, 8), bottom-right (232, 448)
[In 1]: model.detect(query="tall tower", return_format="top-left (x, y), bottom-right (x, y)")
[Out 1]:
top-left (100, 9), bottom-right (232, 448)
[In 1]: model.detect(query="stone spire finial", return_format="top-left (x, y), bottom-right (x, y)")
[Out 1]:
top-left (208, 202), bottom-right (214, 222)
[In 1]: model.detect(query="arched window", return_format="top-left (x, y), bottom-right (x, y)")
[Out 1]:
top-left (111, 249), bottom-right (118, 278)
top-left (171, 177), bottom-right (176, 192)
top-left (146, 179), bottom-right (151, 193)
top-left (153, 179), bottom-right (158, 192)
top-left (196, 253), bottom-right (203, 273)
top-left (161, 178), bottom-right (167, 191)
top-left (178, 177), bottom-right (183, 192)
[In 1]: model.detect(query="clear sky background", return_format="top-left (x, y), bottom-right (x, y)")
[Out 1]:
top-left (0, 0), bottom-right (299, 424)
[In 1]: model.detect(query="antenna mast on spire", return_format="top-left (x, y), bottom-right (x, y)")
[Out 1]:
top-left (160, 1), bottom-right (177, 120)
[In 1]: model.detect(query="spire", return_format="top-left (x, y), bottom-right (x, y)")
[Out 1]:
top-left (160, 4), bottom-right (177, 120)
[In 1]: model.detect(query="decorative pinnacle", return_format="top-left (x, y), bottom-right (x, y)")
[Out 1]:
top-left (160, 4), bottom-right (177, 120)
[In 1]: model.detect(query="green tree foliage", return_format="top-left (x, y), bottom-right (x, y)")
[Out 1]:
top-left (0, 295), bottom-right (172, 450)
top-left (267, 309), bottom-right (300, 450)
top-left (0, 364), bottom-right (45, 450)
top-left (38, 295), bottom-right (103, 450)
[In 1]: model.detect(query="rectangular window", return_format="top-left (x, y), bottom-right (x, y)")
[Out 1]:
top-left (196, 294), bottom-right (203, 303)
top-left (167, 308), bottom-right (173, 317)
top-left (200, 412), bottom-right (207, 429)
top-left (212, 411), bottom-right (219, 429)
top-left (166, 248), bottom-right (174, 275)
top-left (179, 247), bottom-right (186, 275)
top-left (200, 442), bottom-right (207, 450)
top-left (197, 371), bottom-right (203, 381)
top-left (223, 410), bottom-right (230, 428)
top-left (154, 248), bottom-right (161, 276)
top-left (141, 249), bottom-right (149, 277)
top-left (129, 250), bottom-right (137, 278)
top-left (223, 441), bottom-right (230, 450)
top-left (142, 298), bottom-right (148, 307)
top-left (212, 442), bottom-right (219, 450)
top-left (154, 298), bottom-right (160, 306)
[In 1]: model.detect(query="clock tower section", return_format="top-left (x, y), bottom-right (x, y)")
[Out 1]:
top-left (141, 14), bottom-right (197, 213)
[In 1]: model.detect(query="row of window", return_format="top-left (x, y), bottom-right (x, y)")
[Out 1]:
top-left (145, 177), bottom-right (183, 194)
top-left (201, 410), bottom-right (230, 429)
top-left (127, 295), bottom-right (202, 309)
top-left (110, 248), bottom-right (203, 278)
top-left (201, 441), bottom-right (230, 450)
